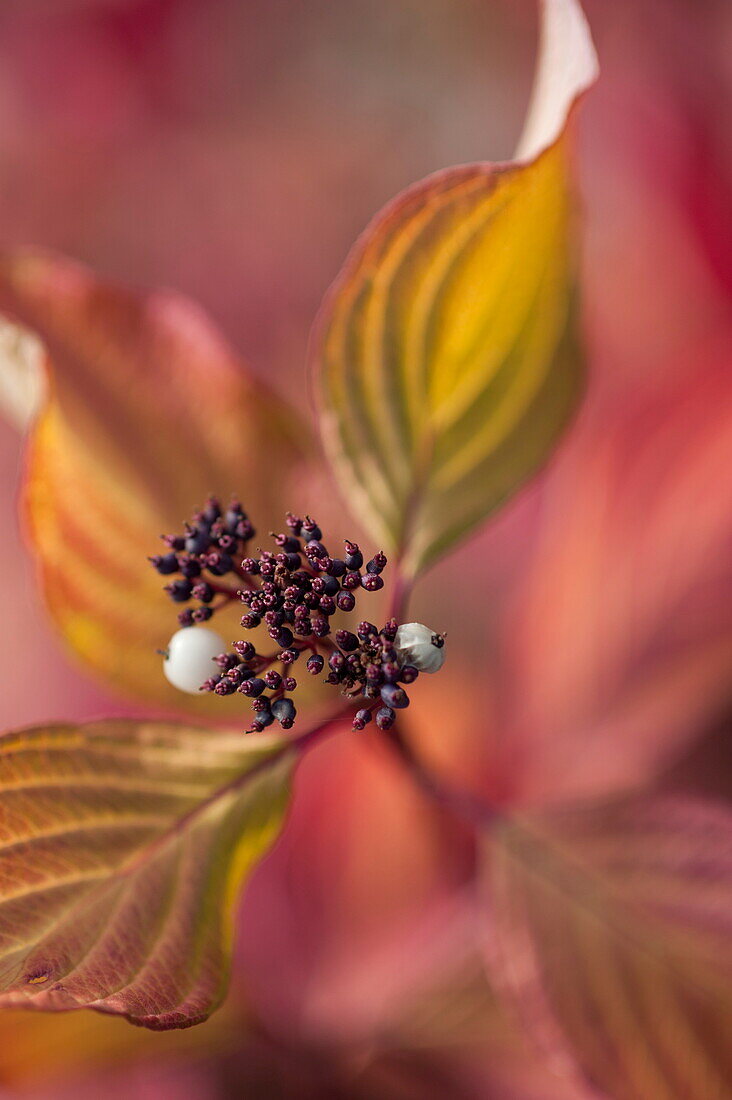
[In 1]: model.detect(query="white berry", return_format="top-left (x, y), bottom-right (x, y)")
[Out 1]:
top-left (162, 627), bottom-right (226, 693)
top-left (394, 622), bottom-right (446, 673)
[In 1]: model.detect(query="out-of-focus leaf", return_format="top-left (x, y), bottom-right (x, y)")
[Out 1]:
top-left (0, 720), bottom-right (292, 1029)
top-left (486, 797), bottom-right (732, 1100)
top-left (0, 318), bottom-right (44, 429)
top-left (0, 250), bottom-right (311, 709)
top-left (503, 345), bottom-right (732, 803)
top-left (311, 0), bottom-right (598, 576)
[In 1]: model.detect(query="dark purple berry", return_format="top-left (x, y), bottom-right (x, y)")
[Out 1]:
top-left (311, 616), bottom-right (330, 638)
top-left (214, 678), bottom-right (236, 696)
top-left (241, 677), bottom-right (265, 697)
top-left (206, 551), bottom-right (234, 576)
top-left (271, 697), bottom-right (296, 728)
top-left (329, 652), bottom-right (346, 673)
top-left (214, 652), bottom-right (239, 671)
top-left (399, 665), bottom-right (419, 684)
top-left (250, 708), bottom-right (275, 731)
top-left (264, 670), bottom-right (282, 690)
top-left (335, 630), bottom-right (359, 652)
top-left (375, 706), bottom-right (396, 730)
top-left (380, 683), bottom-right (409, 709)
top-left (150, 552), bottom-right (179, 575)
top-left (192, 582), bottom-right (214, 603)
top-left (344, 541), bottom-right (363, 569)
top-left (307, 654), bottom-right (324, 675)
top-left (162, 534), bottom-right (186, 551)
top-left (336, 591), bottom-right (356, 612)
top-left (165, 579), bottom-right (192, 603)
top-left (178, 555), bottom-right (202, 579)
top-left (342, 571), bottom-right (362, 590)
top-left (233, 640), bottom-right (256, 662)
top-left (185, 528), bottom-right (210, 555)
top-left (283, 676), bottom-right (297, 691)
top-left (302, 517), bottom-right (322, 540)
top-left (361, 573), bottom-right (384, 592)
top-left (366, 551), bottom-right (387, 575)
top-left (354, 708), bottom-right (373, 730)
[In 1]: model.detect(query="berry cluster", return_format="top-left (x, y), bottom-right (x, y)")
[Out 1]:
top-left (149, 498), bottom-right (254, 627)
top-left (152, 499), bottom-right (418, 733)
top-left (318, 617), bottom-right (421, 731)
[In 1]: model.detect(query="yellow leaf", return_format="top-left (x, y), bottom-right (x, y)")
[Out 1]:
top-left (311, 0), bottom-right (598, 576)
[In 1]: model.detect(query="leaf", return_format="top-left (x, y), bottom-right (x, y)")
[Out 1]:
top-left (502, 349), bottom-right (732, 804)
top-left (310, 0), bottom-right (598, 576)
top-left (486, 797), bottom-right (732, 1100)
top-left (0, 249), bottom-right (312, 709)
top-left (0, 318), bottom-right (44, 430)
top-left (0, 720), bottom-right (293, 1029)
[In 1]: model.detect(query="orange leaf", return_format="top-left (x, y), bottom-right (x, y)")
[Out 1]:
top-left (0, 250), bottom-right (313, 709)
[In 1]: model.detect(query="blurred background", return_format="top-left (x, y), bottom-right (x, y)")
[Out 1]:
top-left (0, 1), bottom-right (730, 1097)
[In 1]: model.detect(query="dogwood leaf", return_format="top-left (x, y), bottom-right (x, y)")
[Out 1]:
top-left (0, 720), bottom-right (292, 1029)
top-left (486, 796), bottom-right (732, 1100)
top-left (0, 250), bottom-right (311, 710)
top-left (311, 0), bottom-right (598, 576)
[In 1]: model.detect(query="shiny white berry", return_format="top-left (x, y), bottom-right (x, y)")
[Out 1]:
top-left (394, 622), bottom-right (445, 673)
top-left (162, 627), bottom-right (226, 693)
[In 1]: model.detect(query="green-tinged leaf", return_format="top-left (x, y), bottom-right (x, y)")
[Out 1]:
top-left (0, 720), bottom-right (293, 1029)
top-left (311, 0), bottom-right (598, 576)
top-left (486, 797), bottom-right (732, 1100)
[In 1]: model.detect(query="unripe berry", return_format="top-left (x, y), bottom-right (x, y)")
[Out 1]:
top-left (394, 622), bottom-right (446, 673)
top-left (162, 627), bottom-right (226, 694)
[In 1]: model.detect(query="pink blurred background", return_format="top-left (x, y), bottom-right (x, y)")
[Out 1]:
top-left (0, 1), bottom-right (730, 1096)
